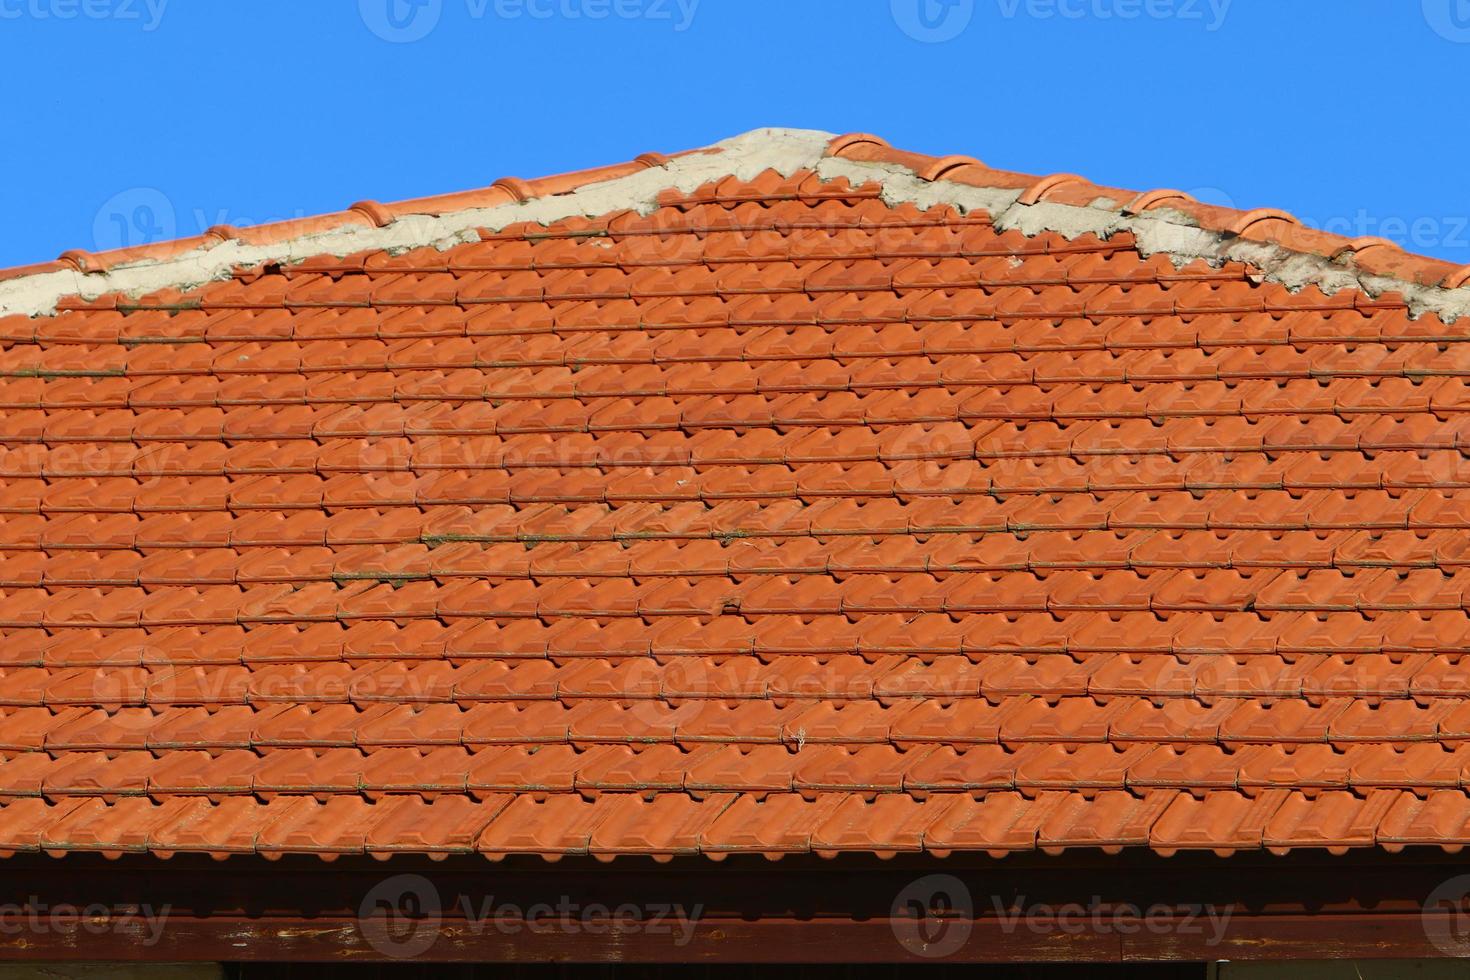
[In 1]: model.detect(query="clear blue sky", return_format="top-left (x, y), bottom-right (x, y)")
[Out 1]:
top-left (2, 1), bottom-right (1468, 268)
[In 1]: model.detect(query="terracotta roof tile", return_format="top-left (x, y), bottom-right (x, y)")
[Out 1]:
top-left (1, 130), bottom-right (1470, 859)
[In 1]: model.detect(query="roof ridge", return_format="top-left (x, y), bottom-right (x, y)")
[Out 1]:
top-left (3, 127), bottom-right (1469, 322)
top-left (818, 133), bottom-right (1470, 324)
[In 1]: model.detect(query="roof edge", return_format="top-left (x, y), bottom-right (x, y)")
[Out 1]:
top-left (4, 127), bottom-right (1470, 322)
top-left (0, 128), bottom-right (839, 320)
top-left (816, 135), bottom-right (1470, 324)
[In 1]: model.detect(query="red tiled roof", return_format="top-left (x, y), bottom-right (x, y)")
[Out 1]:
top-left (2, 129), bottom-right (1470, 861)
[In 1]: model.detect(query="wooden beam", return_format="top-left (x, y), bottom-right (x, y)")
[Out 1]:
top-left (0, 851), bottom-right (1461, 963)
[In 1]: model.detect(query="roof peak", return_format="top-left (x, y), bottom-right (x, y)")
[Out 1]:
top-left (4, 129), bottom-right (1469, 323)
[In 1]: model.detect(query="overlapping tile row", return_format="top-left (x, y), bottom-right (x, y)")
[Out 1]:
top-left (2, 168), bottom-right (1470, 859)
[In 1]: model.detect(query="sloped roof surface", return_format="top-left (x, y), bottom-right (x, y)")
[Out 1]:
top-left (2, 130), bottom-right (1470, 861)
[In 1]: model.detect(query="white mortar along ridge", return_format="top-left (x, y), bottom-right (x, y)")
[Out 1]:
top-left (3, 128), bottom-right (1468, 322)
